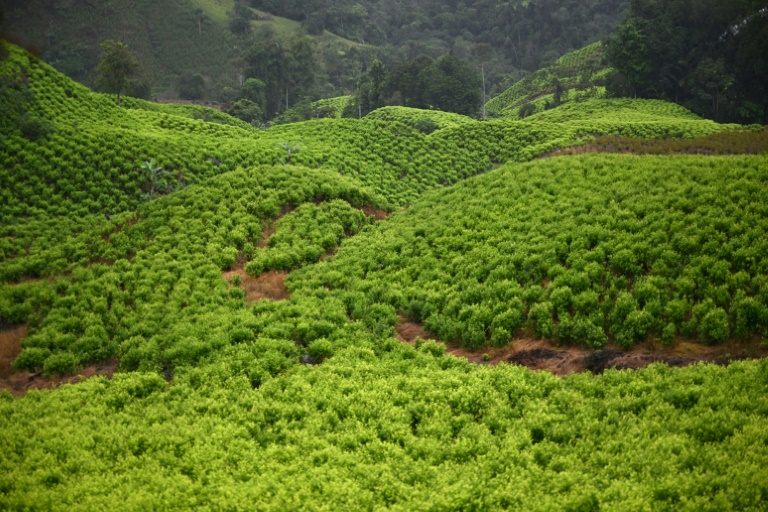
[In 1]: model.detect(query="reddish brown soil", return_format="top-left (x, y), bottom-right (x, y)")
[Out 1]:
top-left (395, 316), bottom-right (768, 376)
top-left (360, 206), bottom-right (390, 221)
top-left (0, 325), bottom-right (118, 396)
top-left (7, 276), bottom-right (45, 287)
top-left (223, 265), bottom-right (290, 303)
top-left (320, 249), bottom-right (338, 261)
top-left (0, 325), bottom-right (27, 380)
top-left (258, 224), bottom-right (277, 248)
top-left (0, 359), bottom-right (118, 397)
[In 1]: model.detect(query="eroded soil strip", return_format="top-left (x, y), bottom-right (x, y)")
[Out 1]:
top-left (1, 324), bottom-right (119, 396)
top-left (0, 325), bottom-right (27, 380)
top-left (395, 315), bottom-right (768, 376)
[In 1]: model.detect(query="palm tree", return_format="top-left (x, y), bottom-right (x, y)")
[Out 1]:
top-left (142, 159), bottom-right (168, 198)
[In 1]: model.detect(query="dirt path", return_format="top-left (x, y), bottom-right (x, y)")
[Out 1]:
top-left (0, 325), bottom-right (27, 380)
top-left (395, 316), bottom-right (768, 376)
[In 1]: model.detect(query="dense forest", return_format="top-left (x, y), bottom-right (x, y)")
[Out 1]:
top-left (605, 0), bottom-right (768, 123)
top-left (0, 0), bottom-right (629, 114)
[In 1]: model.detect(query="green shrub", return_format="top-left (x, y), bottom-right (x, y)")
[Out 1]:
top-left (529, 302), bottom-right (555, 338)
top-left (414, 118), bottom-right (440, 134)
top-left (698, 307), bottom-right (730, 344)
top-left (43, 351), bottom-right (79, 375)
top-left (308, 338), bottom-right (334, 361)
top-left (18, 115), bottom-right (55, 141)
top-left (12, 347), bottom-right (51, 371)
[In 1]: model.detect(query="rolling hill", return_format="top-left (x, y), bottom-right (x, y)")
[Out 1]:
top-left (1, 42), bottom-right (768, 510)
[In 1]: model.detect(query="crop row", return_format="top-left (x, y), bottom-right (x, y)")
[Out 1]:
top-left (289, 154), bottom-right (768, 349)
top-left (0, 165), bottom-right (384, 374)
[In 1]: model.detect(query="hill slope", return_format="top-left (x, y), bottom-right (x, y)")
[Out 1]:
top-left (1, 44), bottom-right (767, 511)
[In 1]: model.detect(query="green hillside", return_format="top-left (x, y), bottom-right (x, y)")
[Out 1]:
top-left (365, 106), bottom-right (477, 131)
top-left (1, 44), bottom-right (768, 510)
top-left (1, 0), bottom-right (366, 100)
top-left (292, 154), bottom-right (768, 348)
top-left (486, 42), bottom-right (610, 118)
top-left (2, 0), bottom-right (236, 91)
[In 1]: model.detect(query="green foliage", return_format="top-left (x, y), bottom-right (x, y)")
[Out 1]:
top-left (226, 98), bottom-right (264, 125)
top-left (245, 200), bottom-right (368, 274)
top-left (365, 106), bottom-right (476, 131)
top-left (1, 162), bottom-right (383, 372)
top-left (2, 350), bottom-right (768, 509)
top-left (18, 115), bottom-right (55, 141)
top-left (291, 154), bottom-right (768, 349)
top-left (606, 0), bottom-right (768, 123)
top-left (487, 42), bottom-right (610, 116)
top-left (96, 40), bottom-right (140, 106)
top-left (2, 41), bottom-right (768, 511)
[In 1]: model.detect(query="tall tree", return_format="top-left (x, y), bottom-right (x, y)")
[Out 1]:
top-left (96, 40), bottom-right (140, 106)
top-left (606, 0), bottom-right (768, 122)
top-left (471, 43), bottom-right (495, 118)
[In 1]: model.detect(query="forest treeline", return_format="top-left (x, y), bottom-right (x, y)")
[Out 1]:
top-left (4, 0), bottom-right (766, 123)
top-left (0, 0), bottom-right (628, 112)
top-left (605, 0), bottom-right (768, 124)
top-left (245, 0), bottom-right (627, 70)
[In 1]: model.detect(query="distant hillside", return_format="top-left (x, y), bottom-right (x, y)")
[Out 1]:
top-left (486, 42), bottom-right (610, 118)
top-left (0, 0), bottom-right (365, 100)
top-left (1, 0), bottom-right (629, 108)
top-left (1, 0), bottom-right (235, 92)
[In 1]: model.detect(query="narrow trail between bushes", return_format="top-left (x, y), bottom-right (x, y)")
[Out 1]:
top-left (221, 202), bottom-right (389, 303)
top-left (395, 316), bottom-right (768, 376)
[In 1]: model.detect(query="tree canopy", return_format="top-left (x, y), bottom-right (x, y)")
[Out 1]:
top-left (346, 53), bottom-right (481, 118)
top-left (605, 0), bottom-right (768, 123)
top-left (96, 40), bottom-right (140, 106)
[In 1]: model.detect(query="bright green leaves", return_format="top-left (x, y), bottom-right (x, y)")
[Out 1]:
top-left (245, 200), bottom-right (368, 275)
top-left (292, 154), bottom-right (768, 349)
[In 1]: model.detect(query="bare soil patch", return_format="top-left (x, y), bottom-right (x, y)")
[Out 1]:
top-left (1, 358), bottom-right (118, 397)
top-left (360, 206), bottom-right (389, 221)
top-left (0, 325), bottom-right (27, 380)
top-left (8, 276), bottom-right (45, 287)
top-left (395, 316), bottom-right (768, 376)
top-left (223, 264), bottom-right (290, 303)
top-left (1, 325), bottom-right (117, 396)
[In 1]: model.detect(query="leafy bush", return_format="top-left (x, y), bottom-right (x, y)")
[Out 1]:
top-left (18, 115), bottom-right (55, 141)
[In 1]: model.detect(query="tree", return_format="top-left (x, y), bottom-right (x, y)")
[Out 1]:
top-left (605, 0), bottom-right (768, 122)
top-left (226, 99), bottom-right (264, 125)
top-left (177, 73), bottom-right (206, 100)
top-left (242, 78), bottom-right (267, 109)
top-left (195, 8), bottom-right (205, 36)
top-left (471, 44), bottom-right (494, 119)
top-left (423, 54), bottom-right (481, 117)
top-left (96, 40), bottom-right (140, 106)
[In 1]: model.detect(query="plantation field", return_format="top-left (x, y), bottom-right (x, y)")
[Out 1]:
top-left (291, 154), bottom-right (768, 349)
top-left (2, 43), bottom-right (768, 510)
top-left (486, 41), bottom-right (610, 117)
top-left (365, 106), bottom-right (477, 131)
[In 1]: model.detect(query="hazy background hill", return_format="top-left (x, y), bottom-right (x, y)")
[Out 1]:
top-left (0, 0), bottom-right (628, 106)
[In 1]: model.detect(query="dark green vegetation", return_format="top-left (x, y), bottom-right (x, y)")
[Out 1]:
top-left (2, 42), bottom-right (768, 510)
top-left (1, 0), bottom-right (630, 113)
top-left (606, 0), bottom-right (768, 123)
top-left (345, 53), bottom-right (482, 117)
top-left (249, 0), bottom-right (628, 72)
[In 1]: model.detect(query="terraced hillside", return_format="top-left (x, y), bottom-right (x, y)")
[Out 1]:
top-left (2, 43), bottom-right (768, 510)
